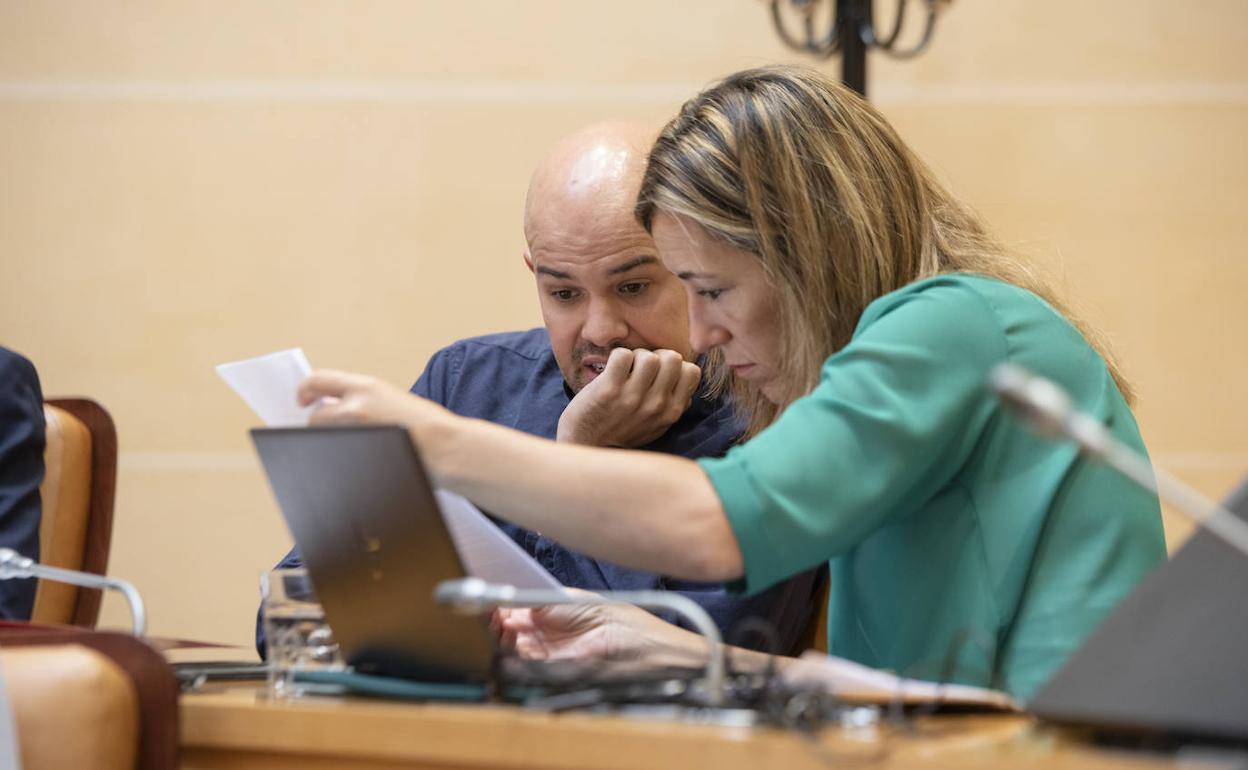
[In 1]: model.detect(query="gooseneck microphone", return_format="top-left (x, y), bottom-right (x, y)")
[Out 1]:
top-left (0, 548), bottom-right (147, 636)
top-left (434, 577), bottom-right (726, 706)
top-left (990, 363), bottom-right (1248, 560)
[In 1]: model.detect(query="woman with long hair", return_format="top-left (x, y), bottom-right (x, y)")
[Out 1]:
top-left (300, 66), bottom-right (1165, 699)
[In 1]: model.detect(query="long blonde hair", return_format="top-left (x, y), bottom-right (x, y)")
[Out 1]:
top-left (636, 65), bottom-right (1131, 437)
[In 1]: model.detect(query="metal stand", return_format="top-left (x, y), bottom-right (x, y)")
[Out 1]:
top-left (838, 0), bottom-right (870, 95)
top-left (0, 548), bottom-right (147, 636)
top-left (769, 0), bottom-right (952, 97)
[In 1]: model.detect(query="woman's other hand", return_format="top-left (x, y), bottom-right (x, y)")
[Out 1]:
top-left (494, 590), bottom-right (708, 666)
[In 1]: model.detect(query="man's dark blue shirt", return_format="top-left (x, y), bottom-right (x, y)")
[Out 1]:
top-left (262, 329), bottom-right (821, 655)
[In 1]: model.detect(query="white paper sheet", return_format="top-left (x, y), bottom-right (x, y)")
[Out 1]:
top-left (780, 651), bottom-right (1018, 710)
top-left (216, 348), bottom-right (314, 427)
top-left (436, 490), bottom-right (565, 591)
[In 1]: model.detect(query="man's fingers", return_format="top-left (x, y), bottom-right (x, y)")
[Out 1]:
top-left (622, 349), bottom-right (661, 396)
top-left (648, 349), bottom-right (686, 396)
top-left (298, 369), bottom-right (371, 406)
top-left (676, 361), bottom-right (701, 401)
top-left (599, 347), bottom-right (635, 386)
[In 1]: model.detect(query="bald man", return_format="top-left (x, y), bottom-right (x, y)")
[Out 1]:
top-left (260, 124), bottom-right (821, 655)
top-left (522, 123), bottom-right (705, 447)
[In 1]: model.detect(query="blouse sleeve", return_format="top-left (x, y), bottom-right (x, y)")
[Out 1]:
top-left (698, 278), bottom-right (1009, 594)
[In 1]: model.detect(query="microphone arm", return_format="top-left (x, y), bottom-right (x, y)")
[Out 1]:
top-left (434, 577), bottom-right (726, 706)
top-left (0, 548), bottom-right (147, 637)
top-left (990, 363), bottom-right (1248, 560)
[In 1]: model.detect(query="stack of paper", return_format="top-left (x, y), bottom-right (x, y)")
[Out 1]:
top-left (780, 651), bottom-right (1019, 710)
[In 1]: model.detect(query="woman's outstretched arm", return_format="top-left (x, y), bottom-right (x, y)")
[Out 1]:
top-left (298, 368), bottom-right (745, 582)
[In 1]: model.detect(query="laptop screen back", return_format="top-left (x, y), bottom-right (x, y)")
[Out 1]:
top-left (1028, 477), bottom-right (1248, 740)
top-left (252, 425), bottom-right (495, 682)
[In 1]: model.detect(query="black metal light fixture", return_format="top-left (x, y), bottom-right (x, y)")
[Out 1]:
top-left (768, 0), bottom-right (953, 96)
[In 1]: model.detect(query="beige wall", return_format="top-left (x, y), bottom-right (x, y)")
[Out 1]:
top-left (1, 1), bottom-right (1245, 648)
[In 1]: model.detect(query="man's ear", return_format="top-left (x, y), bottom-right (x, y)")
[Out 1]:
top-left (523, 249), bottom-right (536, 275)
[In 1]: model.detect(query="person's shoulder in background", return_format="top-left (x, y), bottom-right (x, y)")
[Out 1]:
top-left (411, 328), bottom-right (554, 389)
top-left (0, 348), bottom-right (42, 391)
top-left (0, 346), bottom-right (46, 620)
top-left (410, 329), bottom-right (564, 428)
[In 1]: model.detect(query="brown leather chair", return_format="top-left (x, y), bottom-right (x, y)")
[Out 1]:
top-left (1, 644), bottom-right (139, 770)
top-left (32, 399), bottom-right (117, 628)
top-left (0, 623), bottom-right (179, 770)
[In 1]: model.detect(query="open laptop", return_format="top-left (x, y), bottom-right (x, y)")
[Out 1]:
top-left (252, 425), bottom-right (496, 683)
top-left (1028, 478), bottom-right (1248, 743)
top-left (251, 424), bottom-right (709, 692)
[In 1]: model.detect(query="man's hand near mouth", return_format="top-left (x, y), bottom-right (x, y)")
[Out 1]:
top-left (556, 347), bottom-right (701, 448)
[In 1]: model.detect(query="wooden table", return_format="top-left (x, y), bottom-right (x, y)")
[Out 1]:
top-left (178, 684), bottom-right (1189, 770)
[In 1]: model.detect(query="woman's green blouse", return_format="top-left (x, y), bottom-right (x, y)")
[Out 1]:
top-left (699, 274), bottom-right (1165, 700)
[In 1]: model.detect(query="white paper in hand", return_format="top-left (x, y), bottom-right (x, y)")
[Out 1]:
top-left (216, 348), bottom-right (314, 427)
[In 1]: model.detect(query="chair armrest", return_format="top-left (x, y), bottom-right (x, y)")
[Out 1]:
top-left (1, 644), bottom-right (138, 770)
